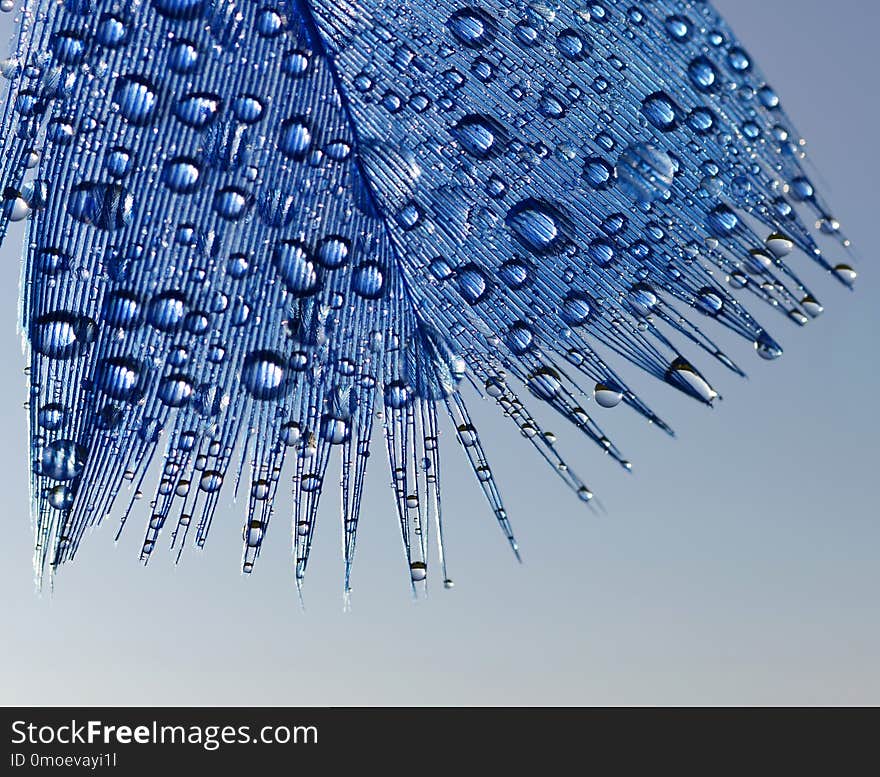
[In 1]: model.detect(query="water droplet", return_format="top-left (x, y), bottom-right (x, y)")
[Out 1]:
top-left (161, 156), bottom-right (201, 194)
top-left (616, 144), bottom-right (676, 203)
top-left (696, 287), bottom-right (724, 316)
top-left (753, 330), bottom-right (783, 360)
top-left (527, 367), bottom-right (563, 401)
top-left (213, 187), bottom-right (250, 220)
top-left (447, 7), bottom-right (497, 48)
top-left (38, 403), bottom-right (66, 431)
top-left (583, 156), bottom-right (615, 190)
top-left (384, 380), bottom-right (411, 409)
top-left (274, 240), bottom-right (319, 295)
top-left (67, 182), bottom-right (134, 230)
top-left (255, 7), bottom-right (284, 37)
top-left (158, 374), bottom-right (194, 407)
top-left (832, 264), bottom-right (857, 287)
top-left (506, 199), bottom-right (569, 253)
top-left (665, 14), bottom-right (692, 42)
top-left (665, 358), bottom-right (717, 403)
top-left (278, 117), bottom-right (312, 158)
top-left (96, 13), bottom-right (128, 48)
top-left (232, 94), bottom-right (264, 124)
top-left (352, 262), bottom-right (385, 299)
top-left (199, 470), bottom-right (224, 492)
top-left (320, 415), bottom-right (350, 444)
top-left (560, 291), bottom-right (594, 326)
top-left (409, 561), bottom-right (427, 581)
top-left (97, 356), bottom-right (147, 401)
top-left (451, 114), bottom-right (502, 157)
top-left (175, 92), bottom-right (222, 129)
top-left (556, 28), bottom-right (590, 60)
top-left (801, 295), bottom-right (824, 317)
top-left (33, 312), bottom-right (96, 359)
top-left (594, 382), bottom-right (623, 408)
top-left (316, 235), bottom-right (350, 269)
top-left (168, 39), bottom-right (200, 74)
top-left (282, 49), bottom-right (310, 77)
top-left (147, 291), bottom-right (187, 331)
top-left (50, 30), bottom-right (87, 65)
top-left (113, 75), bottom-right (158, 125)
top-left (626, 283), bottom-right (659, 316)
top-left (760, 235), bottom-right (792, 262)
top-left (39, 439), bottom-right (87, 481)
top-left (642, 91), bottom-right (680, 131)
top-left (47, 484), bottom-right (74, 510)
top-left (688, 56), bottom-right (719, 91)
top-left (456, 264), bottom-right (489, 304)
top-left (151, 0), bottom-right (207, 22)
top-left (242, 350), bottom-right (288, 400)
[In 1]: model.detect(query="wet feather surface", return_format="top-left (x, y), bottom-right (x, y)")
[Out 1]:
top-left (0, 0), bottom-right (856, 593)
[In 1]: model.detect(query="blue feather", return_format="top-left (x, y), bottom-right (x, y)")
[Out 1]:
top-left (0, 0), bottom-right (855, 592)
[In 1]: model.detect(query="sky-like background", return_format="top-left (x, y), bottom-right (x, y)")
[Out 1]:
top-left (1, 0), bottom-right (877, 706)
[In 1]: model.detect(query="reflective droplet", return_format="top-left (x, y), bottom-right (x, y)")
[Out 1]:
top-left (33, 312), bottom-right (95, 359)
top-left (616, 144), bottom-right (676, 203)
top-left (447, 8), bottom-right (497, 48)
top-left (97, 356), bottom-right (147, 401)
top-left (665, 358), bottom-right (717, 403)
top-left (754, 330), bottom-right (783, 360)
top-left (39, 439), bottom-right (87, 481)
top-left (67, 182), bottom-right (134, 230)
top-left (38, 403), bottom-right (66, 431)
top-left (594, 382), bottom-right (623, 408)
top-left (161, 156), bottom-right (201, 194)
top-left (765, 233), bottom-right (794, 258)
top-left (175, 92), bottom-right (222, 129)
top-left (451, 114), bottom-right (502, 157)
top-left (158, 374), bottom-right (194, 407)
top-left (506, 199), bottom-right (568, 253)
top-left (527, 367), bottom-right (563, 401)
top-left (278, 117), bottom-right (312, 158)
top-left (274, 240), bottom-right (318, 295)
top-left (199, 470), bottom-right (224, 493)
top-left (832, 264), bottom-right (857, 287)
top-left (113, 75), bottom-right (158, 125)
top-left (642, 91), bottom-right (680, 131)
top-left (352, 262), bottom-right (385, 299)
top-left (151, 0), bottom-right (207, 22)
top-left (242, 350), bottom-right (288, 400)
top-left (410, 561), bottom-right (427, 582)
top-left (47, 484), bottom-right (74, 510)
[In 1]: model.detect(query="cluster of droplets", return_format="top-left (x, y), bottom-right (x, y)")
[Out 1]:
top-left (0, 0), bottom-right (855, 594)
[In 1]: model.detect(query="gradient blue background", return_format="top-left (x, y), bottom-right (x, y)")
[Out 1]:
top-left (1, 0), bottom-right (877, 705)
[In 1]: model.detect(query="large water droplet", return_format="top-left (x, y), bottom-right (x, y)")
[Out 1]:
top-left (67, 182), bottom-right (134, 230)
top-left (33, 312), bottom-right (96, 359)
top-left (274, 240), bottom-right (319, 295)
top-left (616, 144), bottom-right (676, 203)
top-left (594, 382), bottom-right (623, 408)
top-left (97, 356), bottom-right (147, 401)
top-left (39, 439), bottom-right (87, 481)
top-left (278, 117), bottom-right (312, 159)
top-left (754, 330), bottom-right (783, 360)
top-left (447, 8), bottom-right (497, 48)
top-left (506, 199), bottom-right (569, 253)
top-left (242, 350), bottom-right (288, 400)
top-left (113, 75), bottom-right (158, 125)
top-left (161, 157), bottom-right (201, 194)
top-left (175, 92), bottom-right (222, 129)
top-left (451, 114), bottom-right (503, 157)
